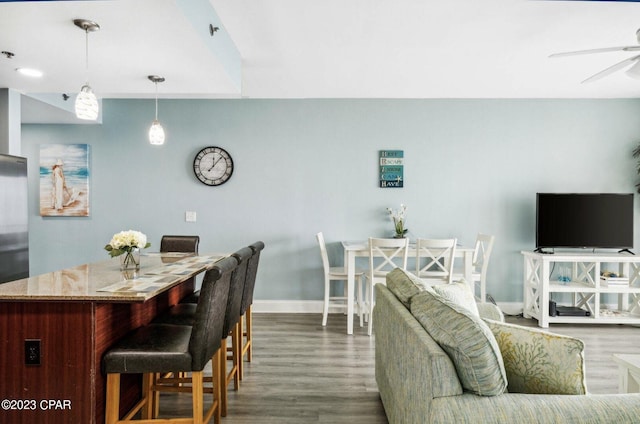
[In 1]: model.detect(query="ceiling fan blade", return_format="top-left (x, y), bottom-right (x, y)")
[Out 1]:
top-left (581, 54), bottom-right (640, 83)
top-left (550, 46), bottom-right (640, 58)
top-left (625, 59), bottom-right (640, 80)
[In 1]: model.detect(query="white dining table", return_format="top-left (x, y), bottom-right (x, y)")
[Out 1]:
top-left (341, 240), bottom-right (475, 335)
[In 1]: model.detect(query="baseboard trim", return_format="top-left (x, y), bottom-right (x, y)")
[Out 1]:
top-left (252, 300), bottom-right (325, 313)
top-left (252, 299), bottom-right (525, 315)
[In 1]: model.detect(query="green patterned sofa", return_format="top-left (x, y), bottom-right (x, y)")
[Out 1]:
top-left (374, 279), bottom-right (640, 424)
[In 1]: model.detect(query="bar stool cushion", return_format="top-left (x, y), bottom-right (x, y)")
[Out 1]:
top-left (103, 324), bottom-right (193, 374)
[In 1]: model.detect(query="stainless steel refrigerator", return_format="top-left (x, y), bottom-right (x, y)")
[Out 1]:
top-left (0, 154), bottom-right (28, 283)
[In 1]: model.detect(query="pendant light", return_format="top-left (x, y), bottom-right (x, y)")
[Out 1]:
top-left (73, 19), bottom-right (100, 121)
top-left (148, 75), bottom-right (166, 145)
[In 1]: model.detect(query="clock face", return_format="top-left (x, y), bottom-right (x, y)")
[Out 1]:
top-left (193, 146), bottom-right (234, 186)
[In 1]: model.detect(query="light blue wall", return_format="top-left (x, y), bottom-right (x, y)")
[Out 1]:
top-left (20, 98), bottom-right (640, 302)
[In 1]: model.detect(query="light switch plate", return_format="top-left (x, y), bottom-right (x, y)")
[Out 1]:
top-left (185, 211), bottom-right (197, 222)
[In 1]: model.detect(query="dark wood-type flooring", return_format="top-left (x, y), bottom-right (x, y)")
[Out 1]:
top-left (158, 312), bottom-right (640, 423)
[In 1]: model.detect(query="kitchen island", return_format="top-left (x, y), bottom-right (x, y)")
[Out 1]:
top-left (0, 253), bottom-right (225, 424)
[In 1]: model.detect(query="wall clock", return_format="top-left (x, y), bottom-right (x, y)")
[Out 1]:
top-left (193, 146), bottom-right (234, 186)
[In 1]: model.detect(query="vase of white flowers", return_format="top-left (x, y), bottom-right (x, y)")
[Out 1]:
top-left (104, 230), bottom-right (151, 271)
top-left (386, 204), bottom-right (408, 238)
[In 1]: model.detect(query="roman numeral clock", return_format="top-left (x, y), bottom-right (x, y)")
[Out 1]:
top-left (193, 146), bottom-right (234, 186)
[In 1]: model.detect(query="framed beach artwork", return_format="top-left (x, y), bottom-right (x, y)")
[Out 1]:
top-left (39, 144), bottom-right (90, 217)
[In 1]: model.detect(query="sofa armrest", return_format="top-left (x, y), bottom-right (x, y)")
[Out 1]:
top-left (374, 284), bottom-right (462, 424)
top-left (430, 392), bottom-right (640, 424)
top-left (477, 302), bottom-right (504, 322)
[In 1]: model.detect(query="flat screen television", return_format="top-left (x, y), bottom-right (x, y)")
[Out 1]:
top-left (536, 193), bottom-right (634, 251)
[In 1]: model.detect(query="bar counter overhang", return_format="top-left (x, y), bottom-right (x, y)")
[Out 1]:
top-left (0, 253), bottom-right (224, 424)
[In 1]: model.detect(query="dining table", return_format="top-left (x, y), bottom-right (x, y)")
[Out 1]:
top-left (341, 240), bottom-right (475, 335)
top-left (0, 251), bottom-right (227, 424)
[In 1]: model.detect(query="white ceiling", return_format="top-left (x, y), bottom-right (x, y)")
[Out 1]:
top-left (3, 0), bottom-right (640, 123)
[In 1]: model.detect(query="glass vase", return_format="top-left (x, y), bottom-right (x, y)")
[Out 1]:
top-left (120, 248), bottom-right (140, 271)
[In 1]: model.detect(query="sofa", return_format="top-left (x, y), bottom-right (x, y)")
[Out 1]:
top-left (374, 269), bottom-right (640, 424)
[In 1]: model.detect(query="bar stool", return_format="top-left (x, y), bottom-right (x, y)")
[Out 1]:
top-left (239, 241), bottom-right (264, 376)
top-left (220, 247), bottom-right (251, 415)
top-left (160, 235), bottom-right (200, 254)
top-left (153, 246), bottom-right (253, 417)
top-left (102, 255), bottom-right (237, 424)
top-left (160, 234), bottom-right (200, 381)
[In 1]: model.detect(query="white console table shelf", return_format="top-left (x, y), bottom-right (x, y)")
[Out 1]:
top-left (521, 251), bottom-right (640, 327)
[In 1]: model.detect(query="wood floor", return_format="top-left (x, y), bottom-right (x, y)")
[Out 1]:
top-left (158, 312), bottom-right (640, 423)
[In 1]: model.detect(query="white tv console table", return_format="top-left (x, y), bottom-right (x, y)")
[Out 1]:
top-left (522, 251), bottom-right (640, 327)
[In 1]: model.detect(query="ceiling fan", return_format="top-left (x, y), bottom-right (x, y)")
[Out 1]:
top-left (550, 28), bottom-right (640, 83)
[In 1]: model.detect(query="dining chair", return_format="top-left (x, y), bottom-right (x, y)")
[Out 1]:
top-left (470, 233), bottom-right (495, 302)
top-left (316, 232), bottom-right (365, 327)
top-left (415, 238), bottom-right (457, 285)
top-left (365, 237), bottom-right (409, 335)
top-left (103, 255), bottom-right (237, 424)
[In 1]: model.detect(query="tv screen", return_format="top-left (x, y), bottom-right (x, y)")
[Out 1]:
top-left (536, 193), bottom-right (634, 250)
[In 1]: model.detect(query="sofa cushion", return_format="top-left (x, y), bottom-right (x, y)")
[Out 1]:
top-left (386, 268), bottom-right (426, 308)
top-left (484, 319), bottom-right (587, 395)
top-left (411, 290), bottom-right (508, 396)
top-left (432, 279), bottom-right (480, 317)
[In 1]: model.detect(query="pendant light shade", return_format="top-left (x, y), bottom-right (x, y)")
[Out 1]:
top-left (75, 84), bottom-right (99, 120)
top-left (74, 19), bottom-right (100, 121)
top-left (148, 75), bottom-right (166, 145)
top-left (149, 120), bottom-right (165, 145)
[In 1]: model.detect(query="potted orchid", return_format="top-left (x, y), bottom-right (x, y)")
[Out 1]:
top-left (104, 230), bottom-right (151, 271)
top-left (387, 204), bottom-right (408, 238)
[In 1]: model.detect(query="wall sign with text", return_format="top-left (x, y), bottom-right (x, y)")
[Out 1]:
top-left (379, 150), bottom-right (404, 188)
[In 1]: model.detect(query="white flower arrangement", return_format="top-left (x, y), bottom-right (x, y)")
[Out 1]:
top-left (104, 230), bottom-right (151, 257)
top-left (386, 204), bottom-right (408, 238)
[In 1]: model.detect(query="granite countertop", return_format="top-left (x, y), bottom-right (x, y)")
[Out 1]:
top-left (0, 253), bottom-right (227, 302)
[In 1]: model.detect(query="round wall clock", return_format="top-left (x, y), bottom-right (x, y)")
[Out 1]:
top-left (193, 146), bottom-right (234, 186)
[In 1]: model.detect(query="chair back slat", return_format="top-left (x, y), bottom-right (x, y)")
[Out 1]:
top-left (316, 232), bottom-right (331, 274)
top-left (188, 255), bottom-right (237, 370)
top-left (473, 233), bottom-right (495, 272)
top-left (368, 237), bottom-right (409, 279)
top-left (416, 238), bottom-right (457, 284)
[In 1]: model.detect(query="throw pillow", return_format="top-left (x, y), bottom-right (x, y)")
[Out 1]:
top-left (386, 268), bottom-right (427, 308)
top-left (411, 290), bottom-right (507, 396)
top-left (432, 279), bottom-right (480, 317)
top-left (484, 319), bottom-right (587, 395)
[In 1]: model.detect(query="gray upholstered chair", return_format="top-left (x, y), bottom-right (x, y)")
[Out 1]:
top-left (219, 246), bottom-right (252, 416)
top-left (239, 241), bottom-right (264, 377)
top-left (152, 246), bottom-right (253, 417)
top-left (102, 255), bottom-right (237, 424)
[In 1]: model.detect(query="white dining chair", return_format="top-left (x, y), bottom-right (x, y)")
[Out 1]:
top-left (365, 237), bottom-right (409, 335)
top-left (415, 238), bottom-right (457, 286)
top-left (316, 232), bottom-right (365, 327)
top-left (452, 233), bottom-right (495, 302)
top-left (470, 233), bottom-right (495, 302)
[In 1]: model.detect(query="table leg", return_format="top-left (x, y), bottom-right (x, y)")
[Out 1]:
top-left (618, 365), bottom-right (629, 393)
top-left (346, 251), bottom-right (355, 335)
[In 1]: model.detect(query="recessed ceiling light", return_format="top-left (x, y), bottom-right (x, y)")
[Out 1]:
top-left (16, 67), bottom-right (43, 78)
